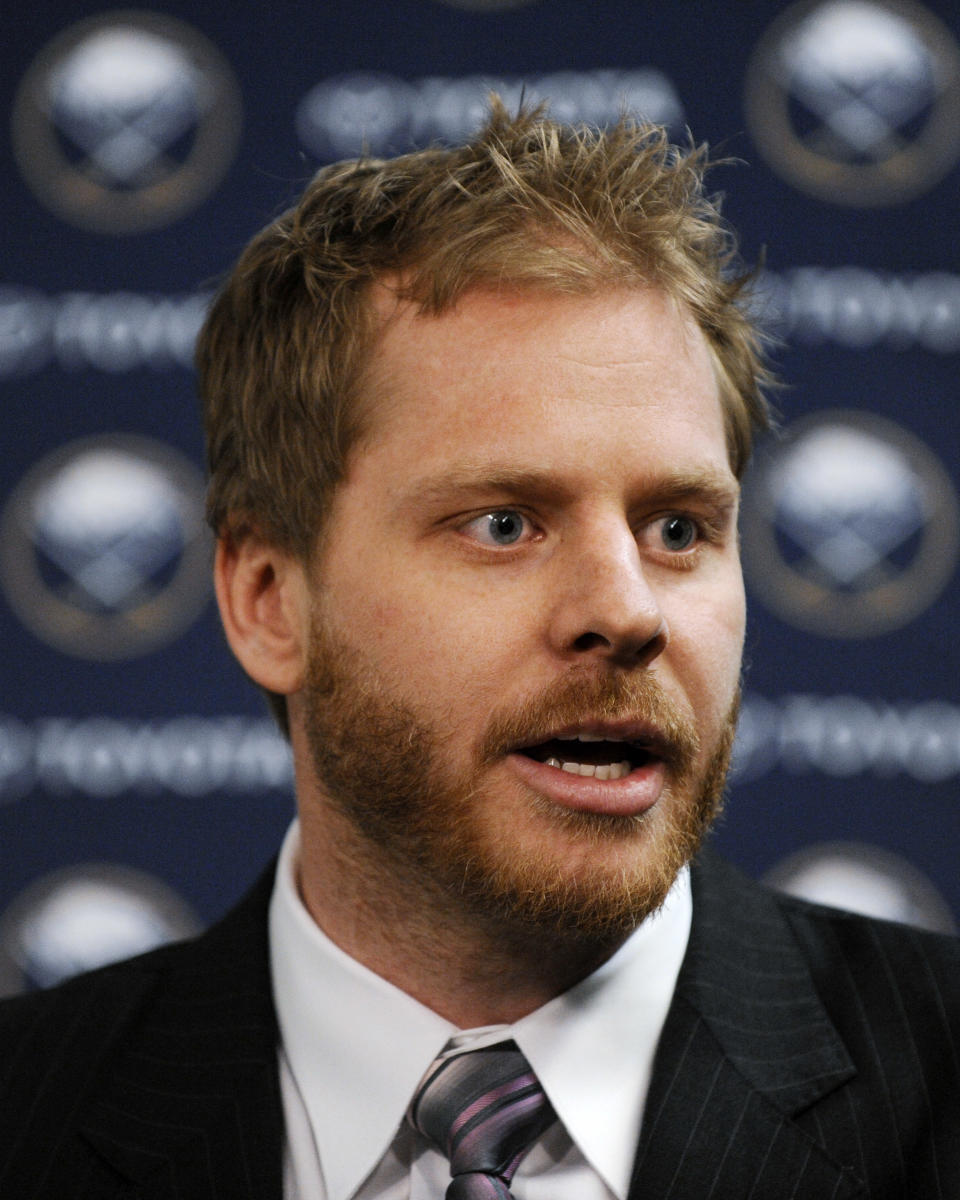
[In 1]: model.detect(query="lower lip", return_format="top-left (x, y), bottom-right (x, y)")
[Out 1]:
top-left (505, 752), bottom-right (667, 817)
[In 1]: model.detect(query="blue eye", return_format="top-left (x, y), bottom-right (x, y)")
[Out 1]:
top-left (661, 515), bottom-right (697, 551)
top-left (463, 509), bottom-right (530, 546)
top-left (484, 511), bottom-right (526, 545)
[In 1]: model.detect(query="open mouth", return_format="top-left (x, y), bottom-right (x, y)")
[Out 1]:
top-left (515, 734), bottom-right (658, 781)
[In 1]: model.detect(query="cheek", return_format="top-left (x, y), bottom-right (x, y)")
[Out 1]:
top-left (669, 580), bottom-right (745, 705)
top-left (716, 581), bottom-right (747, 666)
top-left (337, 570), bottom-right (521, 694)
top-left (707, 602), bottom-right (746, 689)
top-left (700, 564), bottom-right (746, 645)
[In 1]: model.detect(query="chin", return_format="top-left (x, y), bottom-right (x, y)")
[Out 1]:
top-left (442, 771), bottom-right (724, 942)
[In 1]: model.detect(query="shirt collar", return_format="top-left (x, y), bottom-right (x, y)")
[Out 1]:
top-left (512, 872), bottom-right (691, 1196)
top-left (269, 820), bottom-right (691, 1200)
top-left (269, 822), bottom-right (457, 1200)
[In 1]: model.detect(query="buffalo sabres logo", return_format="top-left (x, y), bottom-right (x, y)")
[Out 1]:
top-left (0, 865), bottom-right (199, 996)
top-left (744, 0), bottom-right (960, 206)
top-left (765, 842), bottom-right (956, 934)
top-left (12, 11), bottom-right (241, 233)
top-left (740, 411), bottom-right (959, 637)
top-left (0, 435), bottom-right (211, 660)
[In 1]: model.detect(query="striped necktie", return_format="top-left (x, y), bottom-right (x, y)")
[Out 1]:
top-left (408, 1041), bottom-right (557, 1199)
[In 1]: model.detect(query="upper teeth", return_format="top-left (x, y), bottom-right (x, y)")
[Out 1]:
top-left (544, 757), bottom-right (631, 780)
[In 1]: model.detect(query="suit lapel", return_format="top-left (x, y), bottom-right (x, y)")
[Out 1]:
top-left (74, 865), bottom-right (284, 1200)
top-left (629, 851), bottom-right (864, 1199)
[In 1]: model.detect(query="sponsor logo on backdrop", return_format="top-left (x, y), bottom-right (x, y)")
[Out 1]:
top-left (732, 693), bottom-right (960, 782)
top-left (754, 268), bottom-right (960, 352)
top-left (0, 287), bottom-right (210, 376)
top-left (11, 11), bottom-right (241, 233)
top-left (0, 864), bottom-right (200, 995)
top-left (296, 68), bottom-right (683, 160)
top-left (0, 435), bottom-right (211, 660)
top-left (764, 841), bottom-right (956, 933)
top-left (0, 715), bottom-right (292, 802)
top-left (741, 411), bottom-right (959, 637)
top-left (745, 0), bottom-right (960, 206)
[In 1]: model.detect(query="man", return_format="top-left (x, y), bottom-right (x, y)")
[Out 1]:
top-left (1, 102), bottom-right (957, 1199)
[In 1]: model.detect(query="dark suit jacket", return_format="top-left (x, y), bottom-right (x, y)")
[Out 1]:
top-left (1, 850), bottom-right (958, 1199)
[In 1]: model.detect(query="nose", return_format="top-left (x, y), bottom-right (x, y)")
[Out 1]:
top-left (548, 520), bottom-right (668, 668)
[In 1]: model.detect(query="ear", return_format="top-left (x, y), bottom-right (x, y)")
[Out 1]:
top-left (214, 534), bottom-right (310, 696)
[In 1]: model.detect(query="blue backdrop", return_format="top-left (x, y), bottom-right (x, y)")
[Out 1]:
top-left (2, 0), bottom-right (958, 992)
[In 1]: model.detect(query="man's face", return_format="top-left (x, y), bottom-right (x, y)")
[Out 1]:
top-left (298, 285), bottom-right (746, 939)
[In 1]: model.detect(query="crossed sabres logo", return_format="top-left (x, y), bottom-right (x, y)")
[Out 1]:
top-left (11, 11), bottom-right (242, 234)
top-left (745, 0), bottom-right (960, 206)
top-left (0, 435), bottom-right (211, 660)
top-left (741, 411), bottom-right (960, 638)
top-left (0, 864), bottom-right (200, 996)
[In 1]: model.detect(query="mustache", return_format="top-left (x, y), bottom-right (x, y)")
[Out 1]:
top-left (478, 670), bottom-right (700, 773)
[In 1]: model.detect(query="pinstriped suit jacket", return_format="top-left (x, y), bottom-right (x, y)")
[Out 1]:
top-left (1, 849), bottom-right (958, 1199)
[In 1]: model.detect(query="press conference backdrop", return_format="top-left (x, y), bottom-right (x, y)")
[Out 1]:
top-left (2, 0), bottom-right (959, 994)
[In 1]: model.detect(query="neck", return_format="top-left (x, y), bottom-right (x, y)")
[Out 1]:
top-left (297, 807), bottom-right (631, 1028)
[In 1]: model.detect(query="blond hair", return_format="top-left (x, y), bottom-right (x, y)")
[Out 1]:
top-left (198, 99), bottom-right (772, 562)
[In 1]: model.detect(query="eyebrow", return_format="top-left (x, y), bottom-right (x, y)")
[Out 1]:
top-left (636, 468), bottom-right (741, 509)
top-left (399, 464), bottom-right (740, 512)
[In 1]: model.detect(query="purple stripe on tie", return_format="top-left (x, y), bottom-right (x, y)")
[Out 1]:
top-left (454, 1091), bottom-right (546, 1168)
top-left (449, 1072), bottom-right (536, 1137)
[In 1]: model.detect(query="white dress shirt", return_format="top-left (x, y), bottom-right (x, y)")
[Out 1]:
top-left (269, 821), bottom-right (691, 1200)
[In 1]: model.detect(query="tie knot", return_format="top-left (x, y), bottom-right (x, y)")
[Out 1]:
top-left (409, 1041), bottom-right (556, 1198)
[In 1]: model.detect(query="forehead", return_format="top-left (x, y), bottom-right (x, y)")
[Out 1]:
top-left (358, 284), bottom-right (726, 466)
